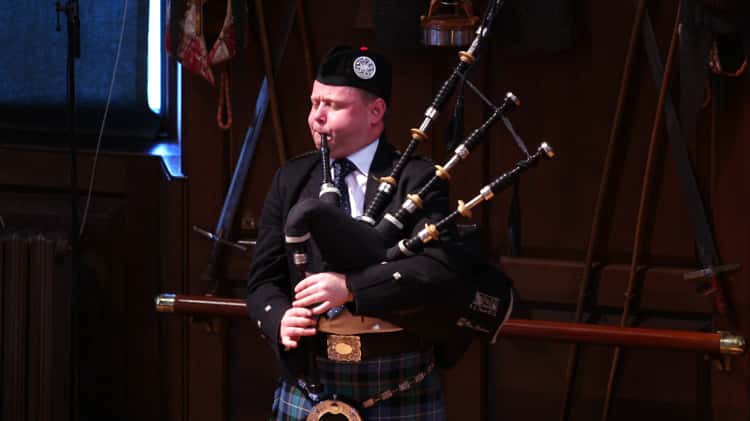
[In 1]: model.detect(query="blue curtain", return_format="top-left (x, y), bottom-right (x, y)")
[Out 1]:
top-left (0, 0), bottom-right (160, 143)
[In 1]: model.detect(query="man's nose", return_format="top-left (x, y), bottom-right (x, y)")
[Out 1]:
top-left (312, 104), bottom-right (326, 123)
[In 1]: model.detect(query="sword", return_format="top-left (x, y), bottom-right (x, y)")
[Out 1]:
top-left (639, 2), bottom-right (738, 321)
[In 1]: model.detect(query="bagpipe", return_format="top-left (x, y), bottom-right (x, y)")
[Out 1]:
top-left (291, 104), bottom-right (553, 421)
top-left (285, 0), bottom-right (554, 346)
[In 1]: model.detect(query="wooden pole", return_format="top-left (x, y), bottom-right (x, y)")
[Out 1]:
top-left (599, 4), bottom-right (682, 420)
top-left (559, 1), bottom-right (650, 419)
top-left (154, 294), bottom-right (745, 356)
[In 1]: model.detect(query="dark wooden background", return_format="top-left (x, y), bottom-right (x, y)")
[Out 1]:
top-left (1, 0), bottom-right (749, 420)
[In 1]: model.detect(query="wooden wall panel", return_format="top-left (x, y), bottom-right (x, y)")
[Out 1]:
top-left (710, 68), bottom-right (750, 421)
top-left (179, 13), bottom-right (238, 412)
top-left (0, 150), bottom-right (170, 420)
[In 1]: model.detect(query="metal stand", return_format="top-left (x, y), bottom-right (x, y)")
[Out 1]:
top-left (55, 2), bottom-right (81, 420)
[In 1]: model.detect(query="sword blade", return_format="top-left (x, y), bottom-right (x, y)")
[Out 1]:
top-left (640, 9), bottom-right (722, 271)
top-left (212, 0), bottom-right (298, 237)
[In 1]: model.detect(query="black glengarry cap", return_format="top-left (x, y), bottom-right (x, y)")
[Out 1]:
top-left (316, 45), bottom-right (392, 105)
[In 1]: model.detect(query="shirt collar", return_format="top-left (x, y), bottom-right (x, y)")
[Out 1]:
top-left (344, 138), bottom-right (379, 176)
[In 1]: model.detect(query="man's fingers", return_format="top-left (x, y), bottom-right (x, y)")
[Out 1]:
top-left (294, 284), bottom-right (317, 301)
top-left (293, 292), bottom-right (324, 308)
top-left (312, 301), bottom-right (332, 315)
top-left (284, 327), bottom-right (316, 337)
top-left (294, 274), bottom-right (319, 293)
top-left (281, 336), bottom-right (298, 349)
top-left (285, 307), bottom-right (312, 318)
top-left (293, 278), bottom-right (309, 293)
top-left (284, 316), bottom-right (316, 327)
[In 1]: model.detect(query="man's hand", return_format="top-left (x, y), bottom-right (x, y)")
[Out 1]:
top-left (279, 307), bottom-right (316, 350)
top-left (293, 272), bottom-right (353, 315)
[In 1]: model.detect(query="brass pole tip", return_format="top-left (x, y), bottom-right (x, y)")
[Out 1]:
top-left (155, 293), bottom-right (176, 312)
top-left (719, 331), bottom-right (746, 355)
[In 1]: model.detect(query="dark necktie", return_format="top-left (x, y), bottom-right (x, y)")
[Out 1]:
top-left (332, 158), bottom-right (357, 216)
top-left (327, 158), bottom-right (357, 319)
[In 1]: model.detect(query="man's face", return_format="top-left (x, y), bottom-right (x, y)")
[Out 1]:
top-left (308, 81), bottom-right (383, 159)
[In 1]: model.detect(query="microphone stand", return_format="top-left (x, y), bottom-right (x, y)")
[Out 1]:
top-left (56, 1), bottom-right (80, 418)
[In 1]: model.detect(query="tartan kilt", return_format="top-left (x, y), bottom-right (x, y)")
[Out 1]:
top-left (271, 350), bottom-right (446, 421)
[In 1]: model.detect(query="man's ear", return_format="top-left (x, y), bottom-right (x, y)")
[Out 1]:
top-left (369, 98), bottom-right (387, 125)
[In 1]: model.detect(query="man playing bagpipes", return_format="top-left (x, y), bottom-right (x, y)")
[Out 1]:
top-left (246, 44), bottom-right (517, 420)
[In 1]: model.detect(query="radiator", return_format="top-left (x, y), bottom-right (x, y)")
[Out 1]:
top-left (1, 234), bottom-right (70, 421)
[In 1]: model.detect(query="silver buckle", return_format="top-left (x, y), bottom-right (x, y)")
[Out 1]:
top-left (326, 334), bottom-right (362, 362)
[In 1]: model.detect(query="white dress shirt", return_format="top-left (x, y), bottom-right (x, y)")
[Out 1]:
top-left (330, 138), bottom-right (380, 218)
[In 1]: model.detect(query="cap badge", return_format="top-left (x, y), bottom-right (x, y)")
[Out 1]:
top-left (352, 56), bottom-right (376, 80)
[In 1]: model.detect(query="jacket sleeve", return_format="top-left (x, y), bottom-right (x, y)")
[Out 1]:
top-left (246, 169), bottom-right (293, 353)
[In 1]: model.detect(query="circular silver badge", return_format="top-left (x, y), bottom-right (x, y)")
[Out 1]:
top-left (352, 56), bottom-right (376, 80)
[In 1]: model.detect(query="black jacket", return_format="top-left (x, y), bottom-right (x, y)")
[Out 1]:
top-left (246, 140), bottom-right (472, 379)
